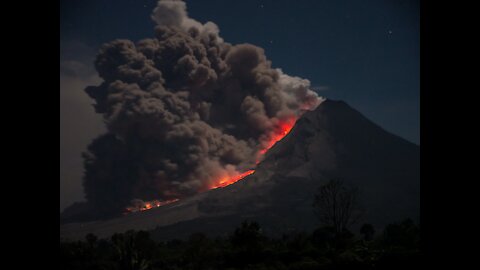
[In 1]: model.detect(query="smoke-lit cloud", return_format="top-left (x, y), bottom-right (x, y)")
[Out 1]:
top-left (74, 0), bottom-right (323, 215)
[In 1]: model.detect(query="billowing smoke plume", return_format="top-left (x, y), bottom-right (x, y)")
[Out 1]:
top-left (82, 0), bottom-right (323, 214)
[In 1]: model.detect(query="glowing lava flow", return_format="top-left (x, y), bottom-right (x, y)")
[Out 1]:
top-left (210, 170), bottom-right (255, 189)
top-left (124, 198), bottom-right (179, 214)
top-left (259, 117), bottom-right (296, 155)
top-left (124, 117), bottom-right (297, 214)
top-left (210, 117), bottom-right (297, 188)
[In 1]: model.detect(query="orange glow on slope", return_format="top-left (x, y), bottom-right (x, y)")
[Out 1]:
top-left (124, 117), bottom-right (297, 214)
top-left (259, 117), bottom-right (296, 155)
top-left (210, 117), bottom-right (297, 188)
top-left (210, 170), bottom-right (255, 189)
top-left (124, 198), bottom-right (179, 214)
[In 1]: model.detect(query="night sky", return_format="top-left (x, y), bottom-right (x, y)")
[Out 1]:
top-left (60, 0), bottom-right (419, 211)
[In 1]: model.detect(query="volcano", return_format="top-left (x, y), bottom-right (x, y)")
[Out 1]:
top-left (60, 99), bottom-right (419, 240)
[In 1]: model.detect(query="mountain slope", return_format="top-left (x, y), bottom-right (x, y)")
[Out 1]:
top-left (60, 99), bottom-right (419, 240)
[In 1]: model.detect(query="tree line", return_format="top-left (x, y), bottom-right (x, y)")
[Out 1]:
top-left (60, 179), bottom-right (420, 269)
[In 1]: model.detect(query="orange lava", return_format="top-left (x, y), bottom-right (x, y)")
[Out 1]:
top-left (211, 117), bottom-right (296, 188)
top-left (210, 170), bottom-right (255, 189)
top-left (259, 117), bottom-right (296, 155)
top-left (124, 117), bottom-right (296, 214)
top-left (124, 198), bottom-right (179, 214)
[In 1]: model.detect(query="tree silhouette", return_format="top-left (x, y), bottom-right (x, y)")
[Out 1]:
top-left (312, 179), bottom-right (363, 234)
top-left (60, 219), bottom-right (420, 269)
top-left (360, 223), bottom-right (375, 241)
top-left (111, 230), bottom-right (154, 270)
top-left (228, 221), bottom-right (267, 267)
top-left (85, 233), bottom-right (98, 247)
top-left (382, 218), bottom-right (420, 249)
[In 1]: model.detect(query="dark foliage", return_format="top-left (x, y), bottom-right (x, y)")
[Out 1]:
top-left (360, 224), bottom-right (375, 242)
top-left (60, 219), bottom-right (420, 270)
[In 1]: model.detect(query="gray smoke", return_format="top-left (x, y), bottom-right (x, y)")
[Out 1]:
top-left (81, 0), bottom-right (323, 213)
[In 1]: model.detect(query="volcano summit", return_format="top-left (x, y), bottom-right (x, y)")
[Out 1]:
top-left (60, 99), bottom-right (419, 240)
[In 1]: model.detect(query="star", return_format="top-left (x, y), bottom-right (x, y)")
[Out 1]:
top-left (388, 30), bottom-right (393, 34)
top-left (260, 4), bottom-right (264, 8)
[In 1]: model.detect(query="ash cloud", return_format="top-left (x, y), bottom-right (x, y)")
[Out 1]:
top-left (79, 0), bottom-right (323, 215)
